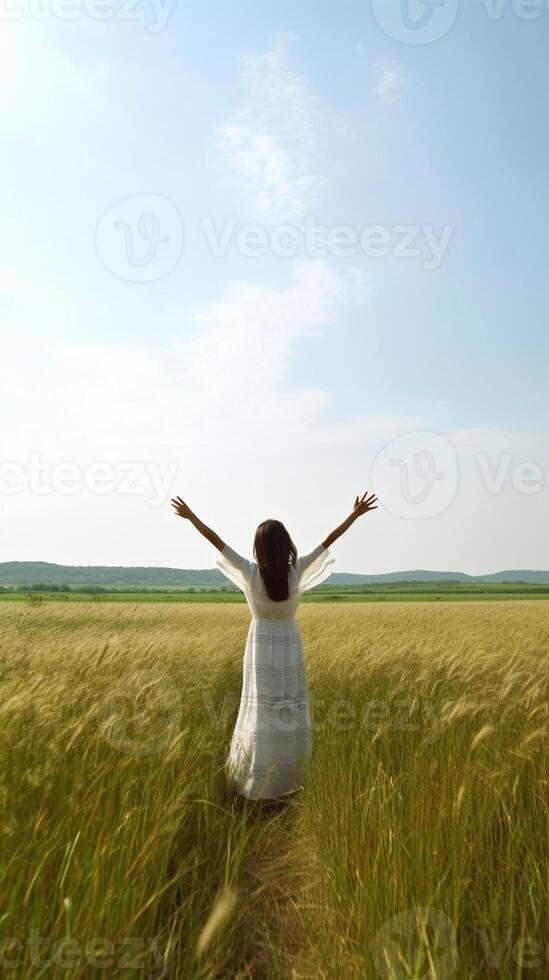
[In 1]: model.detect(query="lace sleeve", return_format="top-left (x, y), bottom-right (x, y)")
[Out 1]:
top-left (295, 544), bottom-right (335, 594)
top-left (216, 543), bottom-right (253, 592)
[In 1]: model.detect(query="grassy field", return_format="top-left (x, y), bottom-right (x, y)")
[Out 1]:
top-left (0, 601), bottom-right (547, 978)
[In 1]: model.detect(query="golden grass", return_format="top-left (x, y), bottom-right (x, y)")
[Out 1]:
top-left (0, 601), bottom-right (547, 978)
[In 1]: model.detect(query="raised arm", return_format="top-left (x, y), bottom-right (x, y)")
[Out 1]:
top-left (170, 496), bottom-right (225, 552)
top-left (321, 491), bottom-right (378, 549)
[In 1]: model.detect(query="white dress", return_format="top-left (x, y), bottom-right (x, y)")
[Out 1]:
top-left (216, 542), bottom-right (335, 800)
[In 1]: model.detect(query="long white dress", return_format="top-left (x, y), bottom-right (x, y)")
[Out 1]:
top-left (216, 542), bottom-right (335, 800)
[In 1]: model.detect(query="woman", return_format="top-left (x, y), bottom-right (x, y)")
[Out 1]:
top-left (170, 491), bottom-right (378, 800)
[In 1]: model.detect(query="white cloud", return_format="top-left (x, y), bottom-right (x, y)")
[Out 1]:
top-left (41, 261), bottom-right (371, 455)
top-left (3, 264), bottom-right (547, 574)
top-left (1, 258), bottom-right (411, 562)
top-left (374, 63), bottom-right (408, 104)
top-left (1, 259), bottom-right (374, 458)
top-left (217, 34), bottom-right (326, 224)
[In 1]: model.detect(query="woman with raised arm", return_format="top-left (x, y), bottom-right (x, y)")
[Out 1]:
top-left (170, 491), bottom-right (378, 800)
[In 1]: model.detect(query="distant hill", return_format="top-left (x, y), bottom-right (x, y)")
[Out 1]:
top-left (329, 569), bottom-right (549, 585)
top-left (1, 561), bottom-right (549, 589)
top-left (0, 562), bottom-right (224, 589)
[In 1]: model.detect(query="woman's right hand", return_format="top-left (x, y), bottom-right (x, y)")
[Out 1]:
top-left (171, 496), bottom-right (194, 519)
top-left (352, 491), bottom-right (378, 517)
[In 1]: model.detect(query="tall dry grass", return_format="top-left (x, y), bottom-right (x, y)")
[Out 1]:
top-left (0, 601), bottom-right (547, 978)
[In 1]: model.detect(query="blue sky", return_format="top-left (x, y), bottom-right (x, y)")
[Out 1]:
top-left (1, 0), bottom-right (548, 573)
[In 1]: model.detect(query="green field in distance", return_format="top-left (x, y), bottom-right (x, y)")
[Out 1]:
top-left (1, 583), bottom-right (548, 603)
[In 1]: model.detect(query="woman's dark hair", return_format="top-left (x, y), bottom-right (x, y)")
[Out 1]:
top-left (253, 519), bottom-right (297, 601)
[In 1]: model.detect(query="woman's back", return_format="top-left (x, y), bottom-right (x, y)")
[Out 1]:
top-left (216, 542), bottom-right (335, 620)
